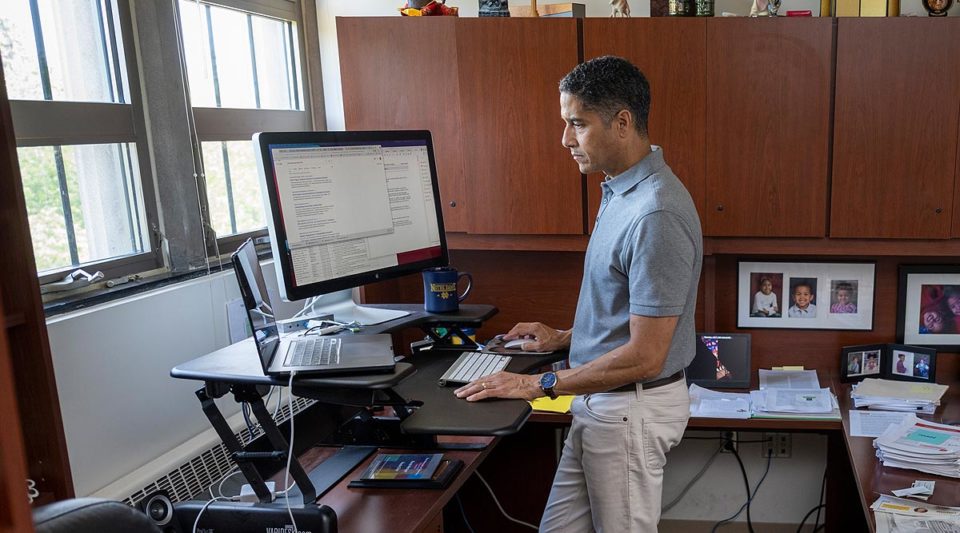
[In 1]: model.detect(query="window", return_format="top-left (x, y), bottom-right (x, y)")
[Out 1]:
top-left (179, 0), bottom-right (312, 250)
top-left (2, 0), bottom-right (158, 280)
top-left (2, 0), bottom-right (317, 296)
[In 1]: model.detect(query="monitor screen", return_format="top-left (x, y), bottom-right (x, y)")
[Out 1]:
top-left (254, 131), bottom-right (449, 303)
top-left (687, 333), bottom-right (752, 389)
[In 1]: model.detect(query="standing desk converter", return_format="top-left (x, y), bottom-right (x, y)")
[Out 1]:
top-left (170, 303), bottom-right (566, 531)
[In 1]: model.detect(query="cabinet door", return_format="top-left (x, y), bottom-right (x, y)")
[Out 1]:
top-left (582, 19), bottom-right (707, 233)
top-left (456, 19), bottom-right (582, 235)
top-left (831, 19), bottom-right (960, 239)
top-left (705, 19), bottom-right (832, 237)
top-left (337, 17), bottom-right (468, 232)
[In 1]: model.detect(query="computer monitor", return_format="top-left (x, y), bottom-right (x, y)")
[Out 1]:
top-left (253, 130), bottom-right (449, 325)
top-left (686, 333), bottom-right (752, 389)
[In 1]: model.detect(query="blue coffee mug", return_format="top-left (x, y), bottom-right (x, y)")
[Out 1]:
top-left (422, 267), bottom-right (472, 313)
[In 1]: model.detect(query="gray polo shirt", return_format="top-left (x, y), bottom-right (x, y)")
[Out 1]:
top-left (569, 146), bottom-right (703, 382)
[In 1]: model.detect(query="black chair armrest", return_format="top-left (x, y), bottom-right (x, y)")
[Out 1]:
top-left (33, 497), bottom-right (161, 533)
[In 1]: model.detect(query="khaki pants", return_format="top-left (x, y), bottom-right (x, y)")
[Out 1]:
top-left (539, 378), bottom-right (690, 533)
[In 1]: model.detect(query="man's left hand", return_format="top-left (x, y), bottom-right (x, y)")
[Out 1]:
top-left (455, 371), bottom-right (540, 402)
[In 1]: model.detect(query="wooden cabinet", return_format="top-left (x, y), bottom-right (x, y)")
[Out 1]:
top-left (704, 18), bottom-right (832, 237)
top-left (338, 17), bottom-right (468, 232)
top-left (831, 18), bottom-right (960, 239)
top-left (582, 18), bottom-right (707, 233)
top-left (338, 17), bottom-right (581, 236)
top-left (456, 19), bottom-right (582, 235)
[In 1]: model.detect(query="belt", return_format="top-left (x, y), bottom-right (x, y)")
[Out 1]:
top-left (609, 369), bottom-right (685, 393)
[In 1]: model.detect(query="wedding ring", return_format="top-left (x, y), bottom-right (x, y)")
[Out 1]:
top-left (482, 382), bottom-right (488, 390)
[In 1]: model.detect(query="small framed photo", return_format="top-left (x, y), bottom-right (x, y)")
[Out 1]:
top-left (887, 344), bottom-right (936, 383)
top-left (738, 261), bottom-right (875, 330)
top-left (840, 344), bottom-right (883, 382)
top-left (897, 265), bottom-right (960, 350)
top-left (840, 343), bottom-right (936, 383)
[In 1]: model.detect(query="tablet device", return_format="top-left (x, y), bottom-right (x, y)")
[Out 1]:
top-left (686, 333), bottom-right (751, 389)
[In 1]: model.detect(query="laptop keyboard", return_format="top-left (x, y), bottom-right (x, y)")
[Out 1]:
top-left (438, 351), bottom-right (511, 386)
top-left (286, 337), bottom-right (340, 367)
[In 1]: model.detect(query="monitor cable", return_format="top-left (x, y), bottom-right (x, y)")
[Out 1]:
top-left (454, 494), bottom-right (477, 533)
top-left (662, 443), bottom-right (724, 513)
top-left (711, 449), bottom-right (772, 533)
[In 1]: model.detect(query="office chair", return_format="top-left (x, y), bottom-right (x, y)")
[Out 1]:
top-left (33, 497), bottom-right (160, 533)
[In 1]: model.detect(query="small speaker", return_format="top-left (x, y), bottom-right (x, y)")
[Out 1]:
top-left (138, 491), bottom-right (178, 532)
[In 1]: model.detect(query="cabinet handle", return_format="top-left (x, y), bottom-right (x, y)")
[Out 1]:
top-left (716, 205), bottom-right (724, 212)
top-left (936, 207), bottom-right (943, 214)
top-left (449, 201), bottom-right (457, 208)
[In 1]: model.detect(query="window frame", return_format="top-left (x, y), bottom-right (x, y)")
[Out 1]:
top-left (5, 0), bottom-right (322, 296)
top-left (8, 0), bottom-right (162, 286)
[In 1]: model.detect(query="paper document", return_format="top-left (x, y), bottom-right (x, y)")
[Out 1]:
top-left (871, 495), bottom-right (960, 519)
top-left (854, 379), bottom-right (949, 404)
top-left (873, 416), bottom-right (960, 478)
top-left (688, 384), bottom-right (751, 419)
top-left (763, 388), bottom-right (833, 413)
top-left (530, 395), bottom-right (574, 414)
top-left (875, 512), bottom-right (960, 533)
top-left (849, 410), bottom-right (911, 438)
top-left (758, 369), bottom-right (820, 390)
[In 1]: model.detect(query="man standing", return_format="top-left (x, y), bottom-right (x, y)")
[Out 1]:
top-left (456, 56), bottom-right (703, 532)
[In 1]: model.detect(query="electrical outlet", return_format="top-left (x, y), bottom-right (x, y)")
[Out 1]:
top-left (721, 431), bottom-right (738, 453)
top-left (762, 432), bottom-right (792, 458)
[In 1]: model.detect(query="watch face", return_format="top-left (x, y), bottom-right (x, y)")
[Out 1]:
top-left (540, 372), bottom-right (558, 389)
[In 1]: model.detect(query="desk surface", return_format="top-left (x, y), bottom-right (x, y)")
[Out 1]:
top-left (837, 379), bottom-right (960, 531)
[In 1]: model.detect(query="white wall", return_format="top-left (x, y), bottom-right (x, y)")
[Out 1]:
top-left (316, 0), bottom-right (648, 131)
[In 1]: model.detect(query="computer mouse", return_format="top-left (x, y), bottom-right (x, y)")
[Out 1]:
top-left (504, 338), bottom-right (528, 350)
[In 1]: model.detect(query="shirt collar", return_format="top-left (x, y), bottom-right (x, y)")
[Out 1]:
top-left (602, 145), bottom-right (666, 197)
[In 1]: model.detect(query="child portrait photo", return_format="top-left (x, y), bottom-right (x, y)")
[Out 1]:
top-left (847, 349), bottom-right (880, 378)
top-left (892, 350), bottom-right (914, 376)
top-left (788, 278), bottom-right (818, 318)
top-left (749, 273), bottom-right (782, 318)
top-left (830, 280), bottom-right (858, 314)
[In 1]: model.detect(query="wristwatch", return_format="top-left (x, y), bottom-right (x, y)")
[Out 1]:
top-left (539, 372), bottom-right (559, 399)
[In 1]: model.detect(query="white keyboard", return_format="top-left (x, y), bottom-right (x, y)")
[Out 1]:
top-left (438, 351), bottom-right (511, 387)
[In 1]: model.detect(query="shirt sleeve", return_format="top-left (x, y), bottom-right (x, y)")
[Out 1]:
top-left (622, 210), bottom-right (698, 317)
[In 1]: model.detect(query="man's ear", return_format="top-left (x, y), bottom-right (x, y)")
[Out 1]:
top-left (615, 109), bottom-right (632, 136)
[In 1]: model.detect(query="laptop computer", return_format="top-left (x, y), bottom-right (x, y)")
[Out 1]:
top-left (232, 239), bottom-right (396, 377)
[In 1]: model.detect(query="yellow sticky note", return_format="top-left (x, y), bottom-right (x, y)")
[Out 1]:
top-left (530, 395), bottom-right (574, 414)
top-left (773, 366), bottom-right (805, 371)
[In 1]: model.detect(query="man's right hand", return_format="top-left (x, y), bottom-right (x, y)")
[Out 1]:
top-left (502, 322), bottom-right (571, 352)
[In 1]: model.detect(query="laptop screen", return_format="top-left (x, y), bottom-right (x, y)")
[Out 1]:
top-left (232, 239), bottom-right (280, 372)
top-left (686, 333), bottom-right (751, 389)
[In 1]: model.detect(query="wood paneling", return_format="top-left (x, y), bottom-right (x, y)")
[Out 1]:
top-left (832, 19), bottom-right (960, 239)
top-left (582, 18), bottom-right (707, 227)
top-left (456, 19), bottom-right (582, 235)
top-left (0, 57), bottom-right (72, 505)
top-left (705, 18), bottom-right (833, 237)
top-left (0, 286), bottom-right (32, 533)
top-left (337, 17), bottom-right (468, 231)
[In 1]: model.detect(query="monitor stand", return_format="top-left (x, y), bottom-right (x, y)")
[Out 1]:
top-left (300, 287), bottom-right (409, 326)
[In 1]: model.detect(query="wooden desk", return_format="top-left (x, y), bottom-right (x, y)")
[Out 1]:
top-left (837, 380), bottom-right (960, 532)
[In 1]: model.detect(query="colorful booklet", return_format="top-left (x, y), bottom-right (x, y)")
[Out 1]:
top-left (349, 453), bottom-right (462, 489)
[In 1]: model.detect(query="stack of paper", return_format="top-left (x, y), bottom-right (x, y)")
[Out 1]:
top-left (750, 369), bottom-right (840, 420)
top-left (873, 415), bottom-right (960, 478)
top-left (870, 495), bottom-right (960, 533)
top-left (688, 384), bottom-right (751, 419)
top-left (852, 379), bottom-right (948, 414)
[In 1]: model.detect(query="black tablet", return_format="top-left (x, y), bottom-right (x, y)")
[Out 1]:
top-left (686, 333), bottom-right (751, 389)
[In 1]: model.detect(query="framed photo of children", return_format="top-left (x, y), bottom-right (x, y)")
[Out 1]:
top-left (840, 343), bottom-right (936, 383)
top-left (896, 264), bottom-right (960, 350)
top-left (737, 261), bottom-right (876, 330)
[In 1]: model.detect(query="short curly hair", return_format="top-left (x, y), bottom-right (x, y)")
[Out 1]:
top-left (559, 55), bottom-right (650, 136)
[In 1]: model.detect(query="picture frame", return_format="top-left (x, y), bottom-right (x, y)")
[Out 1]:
top-left (896, 264), bottom-right (960, 350)
top-left (840, 343), bottom-right (936, 383)
top-left (737, 261), bottom-right (875, 330)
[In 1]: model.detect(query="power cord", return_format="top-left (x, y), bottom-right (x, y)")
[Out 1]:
top-left (796, 504), bottom-right (826, 533)
top-left (474, 471), bottom-right (538, 530)
top-left (662, 443), bottom-right (725, 513)
top-left (193, 496), bottom-right (228, 533)
top-left (710, 450), bottom-right (773, 533)
top-left (812, 467), bottom-right (826, 532)
top-left (284, 371), bottom-right (299, 533)
top-left (730, 448), bottom-right (755, 533)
